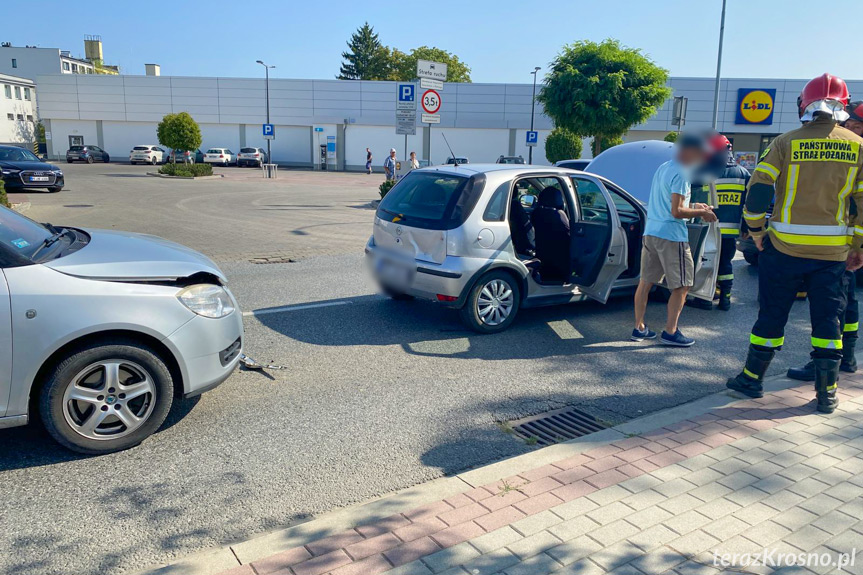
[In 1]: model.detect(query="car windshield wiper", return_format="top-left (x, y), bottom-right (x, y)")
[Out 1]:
top-left (30, 228), bottom-right (74, 259)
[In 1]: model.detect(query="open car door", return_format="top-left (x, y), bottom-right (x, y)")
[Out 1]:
top-left (568, 175), bottom-right (629, 303)
top-left (658, 182), bottom-right (720, 300)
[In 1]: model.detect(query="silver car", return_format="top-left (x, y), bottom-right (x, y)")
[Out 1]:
top-left (366, 151), bottom-right (719, 333)
top-left (0, 206), bottom-right (243, 453)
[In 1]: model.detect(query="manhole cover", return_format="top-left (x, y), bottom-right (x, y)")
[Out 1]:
top-left (250, 256), bottom-right (296, 264)
top-left (505, 407), bottom-right (608, 446)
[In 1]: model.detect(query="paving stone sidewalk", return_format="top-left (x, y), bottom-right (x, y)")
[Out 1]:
top-left (209, 376), bottom-right (863, 575)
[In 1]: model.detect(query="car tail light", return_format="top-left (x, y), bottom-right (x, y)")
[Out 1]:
top-left (254, 154), bottom-right (260, 157)
top-left (436, 294), bottom-right (458, 302)
top-left (219, 154), bottom-right (224, 158)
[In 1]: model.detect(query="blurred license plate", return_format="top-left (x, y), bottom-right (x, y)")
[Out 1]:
top-left (376, 258), bottom-right (414, 289)
top-left (29, 176), bottom-right (49, 181)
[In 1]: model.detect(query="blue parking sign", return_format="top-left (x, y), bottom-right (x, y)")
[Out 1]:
top-left (526, 131), bottom-right (538, 146)
top-left (263, 123), bottom-right (275, 139)
top-left (398, 84), bottom-right (415, 102)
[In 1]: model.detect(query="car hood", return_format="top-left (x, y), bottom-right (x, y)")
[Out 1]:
top-left (586, 141), bottom-right (675, 205)
top-left (0, 160), bottom-right (61, 172)
top-left (44, 229), bottom-right (225, 282)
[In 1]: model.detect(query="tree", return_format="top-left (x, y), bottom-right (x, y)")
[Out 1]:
top-left (338, 22), bottom-right (391, 80)
top-left (0, 177), bottom-right (8, 208)
top-left (544, 127), bottom-right (583, 164)
top-left (591, 135), bottom-right (623, 157)
top-left (388, 46), bottom-right (471, 82)
top-left (538, 39), bottom-right (671, 153)
top-left (157, 112), bottom-right (202, 162)
top-left (663, 131), bottom-right (678, 143)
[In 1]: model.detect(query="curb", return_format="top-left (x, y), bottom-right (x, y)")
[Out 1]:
top-left (133, 374), bottom-right (802, 575)
top-left (146, 172), bottom-right (225, 180)
top-left (11, 201), bottom-right (31, 214)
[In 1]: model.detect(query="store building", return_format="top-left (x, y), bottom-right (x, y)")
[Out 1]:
top-left (0, 73), bottom-right (37, 146)
top-left (34, 74), bottom-right (862, 169)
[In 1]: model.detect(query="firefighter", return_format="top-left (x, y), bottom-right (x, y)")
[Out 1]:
top-left (688, 135), bottom-right (750, 311)
top-left (726, 73), bottom-right (863, 414)
top-left (787, 101), bottom-right (863, 381)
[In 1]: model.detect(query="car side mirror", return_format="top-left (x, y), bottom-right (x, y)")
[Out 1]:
top-left (520, 195), bottom-right (536, 207)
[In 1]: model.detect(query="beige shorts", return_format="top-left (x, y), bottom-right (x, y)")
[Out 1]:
top-left (641, 235), bottom-right (694, 289)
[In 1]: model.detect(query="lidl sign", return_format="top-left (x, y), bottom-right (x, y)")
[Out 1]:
top-left (736, 89), bottom-right (776, 125)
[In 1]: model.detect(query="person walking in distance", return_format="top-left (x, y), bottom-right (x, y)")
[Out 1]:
top-left (727, 74), bottom-right (863, 414)
top-left (384, 148), bottom-right (397, 181)
top-left (787, 100), bottom-right (863, 382)
top-left (365, 148), bottom-right (373, 174)
top-left (409, 151), bottom-right (419, 170)
top-left (632, 131), bottom-right (718, 347)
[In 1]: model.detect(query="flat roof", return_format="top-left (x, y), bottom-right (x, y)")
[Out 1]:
top-left (0, 73), bottom-right (35, 86)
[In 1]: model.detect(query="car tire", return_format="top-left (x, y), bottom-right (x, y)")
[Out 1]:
top-left (47, 186), bottom-right (62, 193)
top-left (67, 159), bottom-right (73, 163)
top-left (743, 252), bottom-right (759, 266)
top-left (130, 161), bottom-right (137, 165)
top-left (38, 341), bottom-right (174, 454)
top-left (460, 270), bottom-right (521, 334)
top-left (86, 156), bottom-right (94, 164)
top-left (104, 155), bottom-right (110, 163)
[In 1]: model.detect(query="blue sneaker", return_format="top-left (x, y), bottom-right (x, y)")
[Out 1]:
top-left (631, 326), bottom-right (657, 342)
top-left (661, 330), bottom-right (695, 347)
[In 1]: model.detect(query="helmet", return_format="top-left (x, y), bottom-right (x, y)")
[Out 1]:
top-left (798, 73), bottom-right (850, 121)
top-left (848, 101), bottom-right (863, 123)
top-left (709, 133), bottom-right (732, 153)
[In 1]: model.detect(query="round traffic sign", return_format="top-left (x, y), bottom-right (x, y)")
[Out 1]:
top-left (421, 89), bottom-right (441, 114)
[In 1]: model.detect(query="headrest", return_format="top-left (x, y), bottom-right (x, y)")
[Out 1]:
top-left (538, 187), bottom-right (564, 209)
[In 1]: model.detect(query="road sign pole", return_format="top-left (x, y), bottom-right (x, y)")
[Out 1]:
top-left (529, 67), bottom-right (540, 164)
top-left (265, 65), bottom-right (271, 162)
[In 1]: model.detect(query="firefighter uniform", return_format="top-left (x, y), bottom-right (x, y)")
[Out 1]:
top-left (727, 115), bottom-right (863, 413)
top-left (711, 159), bottom-right (749, 309)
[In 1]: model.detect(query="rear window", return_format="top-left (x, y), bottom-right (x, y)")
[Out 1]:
top-left (133, 146), bottom-right (151, 151)
top-left (377, 171), bottom-right (486, 230)
top-left (70, 146), bottom-right (84, 151)
top-left (240, 148), bottom-right (257, 153)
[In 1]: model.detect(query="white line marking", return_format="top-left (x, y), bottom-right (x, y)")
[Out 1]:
top-left (243, 301), bottom-right (351, 317)
top-left (548, 320), bottom-right (584, 340)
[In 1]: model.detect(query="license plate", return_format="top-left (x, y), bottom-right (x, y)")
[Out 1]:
top-left (375, 258), bottom-right (414, 290)
top-left (29, 176), bottom-right (49, 182)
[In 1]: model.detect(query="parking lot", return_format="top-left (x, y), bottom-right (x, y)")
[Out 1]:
top-left (1, 163), bottom-right (821, 575)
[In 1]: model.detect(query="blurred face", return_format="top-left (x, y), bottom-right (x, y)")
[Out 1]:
top-left (390, 150), bottom-right (396, 157)
top-left (676, 146), bottom-right (706, 167)
top-left (410, 152), bottom-right (416, 159)
top-left (845, 119), bottom-right (863, 136)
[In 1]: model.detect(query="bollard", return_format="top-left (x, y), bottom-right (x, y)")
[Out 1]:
top-left (262, 163), bottom-right (278, 179)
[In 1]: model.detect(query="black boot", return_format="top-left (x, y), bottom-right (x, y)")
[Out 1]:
top-left (814, 357), bottom-right (840, 413)
top-left (787, 359), bottom-right (816, 381)
top-left (841, 337), bottom-right (857, 373)
top-left (727, 347), bottom-right (774, 398)
top-left (686, 297), bottom-right (713, 310)
top-left (717, 285), bottom-right (732, 311)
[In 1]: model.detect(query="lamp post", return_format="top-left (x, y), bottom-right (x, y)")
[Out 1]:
top-left (529, 67), bottom-right (541, 164)
top-left (711, 0), bottom-right (727, 129)
top-left (256, 60), bottom-right (275, 163)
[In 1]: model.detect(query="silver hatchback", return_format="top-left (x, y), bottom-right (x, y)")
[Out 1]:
top-left (0, 206), bottom-right (243, 453)
top-left (366, 159), bottom-right (720, 333)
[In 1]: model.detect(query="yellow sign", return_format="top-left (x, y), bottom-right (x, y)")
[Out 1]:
top-left (790, 139), bottom-right (860, 164)
top-left (737, 89), bottom-right (776, 124)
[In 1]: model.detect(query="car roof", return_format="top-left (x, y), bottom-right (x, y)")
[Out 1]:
top-left (416, 163), bottom-right (588, 176)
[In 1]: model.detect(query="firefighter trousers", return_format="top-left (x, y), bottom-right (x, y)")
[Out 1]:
top-left (844, 270), bottom-right (858, 345)
top-left (749, 239), bottom-right (847, 362)
top-left (717, 236), bottom-right (736, 288)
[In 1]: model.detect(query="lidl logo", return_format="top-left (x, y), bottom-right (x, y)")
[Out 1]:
top-left (736, 89), bottom-right (776, 125)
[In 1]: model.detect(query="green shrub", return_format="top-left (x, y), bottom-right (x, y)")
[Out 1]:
top-left (0, 178), bottom-right (8, 208)
top-left (158, 162), bottom-right (213, 177)
top-left (663, 132), bottom-right (679, 143)
top-left (544, 127), bottom-right (583, 164)
top-left (379, 179), bottom-right (396, 199)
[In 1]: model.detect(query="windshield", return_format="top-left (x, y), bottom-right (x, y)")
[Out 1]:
top-left (240, 148), bottom-right (257, 153)
top-left (206, 149), bottom-right (222, 154)
top-left (0, 147), bottom-right (40, 162)
top-left (377, 171), bottom-right (486, 230)
top-left (133, 146), bottom-right (151, 151)
top-left (70, 146), bottom-right (84, 151)
top-left (0, 205), bottom-right (53, 260)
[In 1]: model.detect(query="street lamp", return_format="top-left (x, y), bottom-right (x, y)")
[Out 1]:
top-left (711, 0), bottom-right (727, 129)
top-left (256, 60), bottom-right (275, 163)
top-left (529, 67), bottom-right (541, 164)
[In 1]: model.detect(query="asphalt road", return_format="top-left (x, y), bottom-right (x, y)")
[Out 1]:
top-left (0, 164), bottom-right (825, 575)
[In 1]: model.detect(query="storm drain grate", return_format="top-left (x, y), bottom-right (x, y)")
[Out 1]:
top-left (506, 407), bottom-right (608, 446)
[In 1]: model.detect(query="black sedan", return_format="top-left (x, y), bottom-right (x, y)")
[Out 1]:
top-left (0, 145), bottom-right (64, 193)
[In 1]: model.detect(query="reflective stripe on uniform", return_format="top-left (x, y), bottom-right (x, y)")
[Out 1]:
top-left (827, 383), bottom-right (838, 391)
top-left (844, 322), bottom-right (859, 332)
top-left (715, 183), bottom-right (747, 191)
top-left (743, 368), bottom-right (760, 380)
top-left (754, 162), bottom-right (780, 180)
top-left (720, 228), bottom-right (740, 236)
top-left (855, 226), bottom-right (863, 237)
top-left (718, 274), bottom-right (734, 281)
top-left (812, 337), bottom-right (843, 349)
top-left (743, 210), bottom-right (766, 222)
top-left (714, 178), bottom-right (748, 186)
top-left (781, 164), bottom-right (799, 223)
top-left (857, 181), bottom-right (863, 192)
top-left (837, 167), bottom-right (859, 224)
top-left (751, 334), bottom-right (784, 347)
top-left (768, 221), bottom-right (849, 246)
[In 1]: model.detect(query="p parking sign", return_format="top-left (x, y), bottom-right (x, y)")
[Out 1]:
top-left (526, 131), bottom-right (538, 147)
top-left (263, 123), bottom-right (275, 139)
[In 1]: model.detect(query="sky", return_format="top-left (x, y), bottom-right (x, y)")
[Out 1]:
top-left (10, 0), bottom-right (863, 84)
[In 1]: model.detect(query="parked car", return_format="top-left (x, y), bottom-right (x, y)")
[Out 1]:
top-left (554, 159), bottom-right (592, 171)
top-left (444, 157), bottom-right (469, 165)
top-left (366, 155), bottom-right (719, 333)
top-left (129, 145), bottom-right (166, 165)
top-left (237, 147), bottom-right (268, 167)
top-left (0, 206), bottom-right (243, 453)
top-left (497, 155), bottom-right (525, 164)
top-left (0, 145), bottom-right (64, 193)
top-left (167, 149), bottom-right (205, 164)
top-left (204, 148), bottom-right (235, 166)
top-left (66, 145), bottom-right (109, 164)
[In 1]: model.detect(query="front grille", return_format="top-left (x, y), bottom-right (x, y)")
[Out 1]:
top-left (505, 407), bottom-right (608, 447)
top-left (219, 337), bottom-right (242, 366)
top-left (20, 171), bottom-right (57, 186)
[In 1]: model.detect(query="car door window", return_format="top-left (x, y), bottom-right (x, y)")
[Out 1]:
top-left (572, 177), bottom-right (610, 222)
top-left (483, 182), bottom-right (510, 222)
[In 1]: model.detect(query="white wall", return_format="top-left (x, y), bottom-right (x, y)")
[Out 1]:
top-left (0, 91), bottom-right (37, 144)
top-left (430, 127), bottom-right (509, 165)
top-left (346, 125), bottom-right (423, 168)
top-left (47, 119), bottom-right (98, 151)
top-left (0, 47), bottom-right (61, 81)
top-left (102, 121), bottom-right (159, 157)
top-left (199, 123), bottom-right (240, 153)
top-left (252, 124), bottom-right (312, 164)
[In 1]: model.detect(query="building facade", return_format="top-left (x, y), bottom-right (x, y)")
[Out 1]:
top-left (0, 74), bottom-right (37, 146)
top-left (0, 45), bottom-right (97, 81)
top-left (34, 74), bottom-right (863, 169)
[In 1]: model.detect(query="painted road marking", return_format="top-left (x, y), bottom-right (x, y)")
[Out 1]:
top-left (548, 320), bottom-right (583, 340)
top-left (243, 301), bottom-right (351, 317)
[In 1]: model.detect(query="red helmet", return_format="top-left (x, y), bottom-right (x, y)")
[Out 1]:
top-left (848, 101), bottom-right (863, 123)
top-left (709, 133), bottom-right (732, 153)
top-left (798, 73), bottom-right (850, 116)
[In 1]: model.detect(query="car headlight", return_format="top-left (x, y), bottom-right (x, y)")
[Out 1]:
top-left (177, 284), bottom-right (235, 318)
top-left (51, 169), bottom-right (63, 176)
top-left (2, 168), bottom-right (20, 175)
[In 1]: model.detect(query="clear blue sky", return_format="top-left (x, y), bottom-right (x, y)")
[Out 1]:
top-left (12, 0), bottom-right (863, 83)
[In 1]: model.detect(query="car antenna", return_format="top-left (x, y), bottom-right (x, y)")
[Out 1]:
top-left (441, 133), bottom-right (458, 166)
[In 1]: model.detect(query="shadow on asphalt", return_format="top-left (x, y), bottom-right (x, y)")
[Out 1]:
top-left (0, 396), bottom-right (200, 472)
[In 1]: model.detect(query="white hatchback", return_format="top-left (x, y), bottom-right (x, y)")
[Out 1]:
top-left (204, 148), bottom-right (235, 166)
top-left (129, 145), bottom-right (166, 165)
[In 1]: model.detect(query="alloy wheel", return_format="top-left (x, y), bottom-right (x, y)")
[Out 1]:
top-left (62, 360), bottom-right (157, 441)
top-left (476, 279), bottom-right (514, 326)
